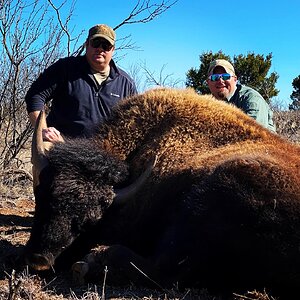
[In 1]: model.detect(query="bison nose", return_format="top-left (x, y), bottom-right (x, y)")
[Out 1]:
top-left (25, 253), bottom-right (55, 271)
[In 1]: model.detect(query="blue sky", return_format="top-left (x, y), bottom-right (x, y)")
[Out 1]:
top-left (67, 0), bottom-right (300, 108)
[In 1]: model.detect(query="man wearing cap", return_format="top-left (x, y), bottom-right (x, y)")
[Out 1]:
top-left (25, 24), bottom-right (137, 142)
top-left (207, 59), bottom-right (275, 132)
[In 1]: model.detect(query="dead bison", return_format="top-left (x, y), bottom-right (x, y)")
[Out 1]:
top-left (25, 88), bottom-right (300, 296)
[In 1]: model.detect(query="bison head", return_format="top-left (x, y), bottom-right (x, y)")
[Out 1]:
top-left (24, 111), bottom-right (156, 271)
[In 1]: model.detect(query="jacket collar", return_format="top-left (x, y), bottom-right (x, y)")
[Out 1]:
top-left (82, 55), bottom-right (120, 79)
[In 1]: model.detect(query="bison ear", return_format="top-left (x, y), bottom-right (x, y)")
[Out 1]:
top-left (113, 155), bottom-right (158, 205)
top-left (71, 217), bottom-right (83, 235)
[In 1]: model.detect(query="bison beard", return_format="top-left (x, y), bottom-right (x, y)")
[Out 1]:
top-left (24, 88), bottom-right (300, 298)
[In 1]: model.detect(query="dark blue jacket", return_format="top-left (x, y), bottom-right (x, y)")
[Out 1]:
top-left (25, 55), bottom-right (137, 137)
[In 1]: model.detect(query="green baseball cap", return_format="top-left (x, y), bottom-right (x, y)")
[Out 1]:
top-left (88, 24), bottom-right (116, 45)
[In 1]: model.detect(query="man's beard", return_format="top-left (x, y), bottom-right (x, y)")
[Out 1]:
top-left (217, 91), bottom-right (227, 100)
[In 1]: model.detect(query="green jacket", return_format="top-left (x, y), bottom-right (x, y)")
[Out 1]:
top-left (228, 84), bottom-right (276, 132)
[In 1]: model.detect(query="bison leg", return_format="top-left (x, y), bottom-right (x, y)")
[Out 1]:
top-left (72, 244), bottom-right (162, 288)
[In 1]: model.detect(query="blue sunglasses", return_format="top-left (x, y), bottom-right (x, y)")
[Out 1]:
top-left (209, 73), bottom-right (232, 81)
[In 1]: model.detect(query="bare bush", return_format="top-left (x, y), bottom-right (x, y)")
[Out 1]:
top-left (273, 110), bottom-right (300, 143)
top-left (0, 0), bottom-right (80, 169)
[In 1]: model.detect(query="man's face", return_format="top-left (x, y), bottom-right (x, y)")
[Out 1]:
top-left (207, 66), bottom-right (237, 100)
top-left (86, 37), bottom-right (115, 71)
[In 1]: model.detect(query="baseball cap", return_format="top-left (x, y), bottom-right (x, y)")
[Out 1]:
top-left (88, 24), bottom-right (116, 45)
top-left (207, 59), bottom-right (235, 76)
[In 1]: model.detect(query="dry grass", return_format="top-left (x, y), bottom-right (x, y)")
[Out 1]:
top-left (273, 110), bottom-right (300, 143)
top-left (1, 110), bottom-right (299, 300)
top-left (0, 270), bottom-right (277, 300)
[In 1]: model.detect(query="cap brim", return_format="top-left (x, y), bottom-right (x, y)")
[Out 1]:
top-left (208, 65), bottom-right (235, 76)
top-left (90, 34), bottom-right (114, 45)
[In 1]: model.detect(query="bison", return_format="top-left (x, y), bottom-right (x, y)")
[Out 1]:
top-left (24, 88), bottom-right (300, 297)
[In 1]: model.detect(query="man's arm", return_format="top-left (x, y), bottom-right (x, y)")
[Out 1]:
top-left (243, 95), bottom-right (276, 132)
top-left (29, 111), bottom-right (41, 128)
top-left (26, 59), bottom-right (67, 142)
top-left (29, 111), bottom-right (63, 142)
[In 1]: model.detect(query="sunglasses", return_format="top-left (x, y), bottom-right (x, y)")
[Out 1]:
top-left (209, 73), bottom-right (232, 81)
top-left (89, 38), bottom-right (113, 51)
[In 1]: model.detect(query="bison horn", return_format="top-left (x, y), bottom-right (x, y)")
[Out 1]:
top-left (113, 155), bottom-right (158, 205)
top-left (31, 111), bottom-right (50, 180)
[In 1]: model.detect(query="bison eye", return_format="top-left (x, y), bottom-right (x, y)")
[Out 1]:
top-left (71, 218), bottom-right (82, 235)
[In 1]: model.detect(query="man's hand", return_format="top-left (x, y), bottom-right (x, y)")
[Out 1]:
top-left (42, 127), bottom-right (64, 142)
top-left (29, 111), bottom-right (64, 143)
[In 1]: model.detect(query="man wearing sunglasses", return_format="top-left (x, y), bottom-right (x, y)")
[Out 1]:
top-left (207, 59), bottom-right (275, 132)
top-left (26, 24), bottom-right (137, 142)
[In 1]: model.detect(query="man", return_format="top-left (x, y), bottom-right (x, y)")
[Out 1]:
top-left (207, 59), bottom-right (275, 132)
top-left (25, 24), bottom-right (137, 142)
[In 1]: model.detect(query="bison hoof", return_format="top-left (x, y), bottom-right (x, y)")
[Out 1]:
top-left (72, 261), bottom-right (89, 285)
